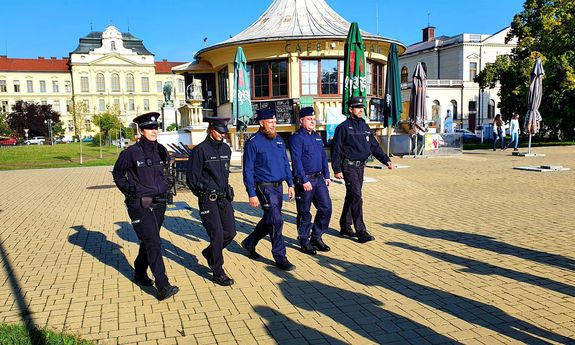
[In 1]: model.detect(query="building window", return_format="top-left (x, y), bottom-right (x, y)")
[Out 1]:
top-left (301, 59), bottom-right (345, 96)
top-left (128, 99), bottom-right (135, 111)
top-left (320, 59), bottom-right (339, 95)
top-left (0, 80), bottom-right (7, 93)
top-left (451, 100), bottom-right (458, 120)
top-left (1, 100), bottom-right (8, 112)
top-left (52, 80), bottom-right (59, 93)
top-left (66, 100), bottom-right (72, 112)
top-left (96, 73), bottom-right (105, 92)
top-left (98, 99), bottom-right (105, 112)
top-left (41, 100), bottom-right (47, 106)
top-left (113, 98), bottom-right (120, 111)
top-left (53, 100), bottom-right (60, 112)
top-left (82, 100), bottom-right (90, 112)
top-left (401, 66), bottom-right (409, 83)
top-left (126, 73), bottom-right (135, 92)
top-left (156, 81), bottom-right (162, 93)
top-left (14, 80), bottom-right (20, 93)
top-left (301, 60), bottom-right (318, 95)
top-left (469, 62), bottom-right (478, 81)
top-left (157, 100), bottom-right (163, 111)
top-left (39, 80), bottom-right (46, 93)
top-left (141, 77), bottom-right (149, 92)
top-left (111, 41), bottom-right (116, 51)
top-left (67, 120), bottom-right (74, 132)
top-left (80, 77), bottom-right (89, 92)
top-left (26, 80), bottom-right (34, 93)
top-left (432, 100), bottom-right (440, 123)
top-left (144, 99), bottom-right (150, 111)
top-left (84, 119), bottom-right (91, 131)
top-left (178, 80), bottom-right (185, 93)
top-left (251, 60), bottom-right (288, 99)
top-left (218, 68), bottom-right (229, 104)
top-left (488, 99), bottom-right (495, 119)
top-left (370, 61), bottom-right (385, 97)
top-left (65, 81), bottom-right (71, 93)
top-left (111, 73), bottom-right (120, 92)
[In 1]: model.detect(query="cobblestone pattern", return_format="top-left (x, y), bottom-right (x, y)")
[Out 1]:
top-left (1, 146), bottom-right (574, 344)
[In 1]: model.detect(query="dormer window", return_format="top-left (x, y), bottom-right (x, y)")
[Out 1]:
top-left (111, 41), bottom-right (116, 51)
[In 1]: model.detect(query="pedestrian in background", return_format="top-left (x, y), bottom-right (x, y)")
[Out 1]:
top-left (288, 107), bottom-right (332, 255)
top-left (112, 112), bottom-right (179, 301)
top-left (242, 108), bottom-right (296, 271)
top-left (492, 114), bottom-right (505, 151)
top-left (506, 113), bottom-right (520, 151)
top-left (187, 117), bottom-right (236, 286)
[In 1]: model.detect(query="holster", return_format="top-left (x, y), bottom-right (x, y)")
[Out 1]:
top-left (225, 185), bottom-right (234, 202)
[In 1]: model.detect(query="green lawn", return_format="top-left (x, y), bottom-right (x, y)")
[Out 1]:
top-left (0, 143), bottom-right (121, 170)
top-left (0, 323), bottom-right (94, 345)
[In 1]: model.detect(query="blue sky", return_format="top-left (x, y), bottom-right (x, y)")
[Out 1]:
top-left (1, 0), bottom-right (524, 62)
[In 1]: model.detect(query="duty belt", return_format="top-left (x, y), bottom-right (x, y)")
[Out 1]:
top-left (343, 159), bottom-right (366, 167)
top-left (201, 190), bottom-right (226, 201)
top-left (256, 181), bottom-right (282, 188)
top-left (306, 171), bottom-right (323, 179)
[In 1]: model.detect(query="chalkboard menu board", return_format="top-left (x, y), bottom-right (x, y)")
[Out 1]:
top-left (249, 99), bottom-right (295, 125)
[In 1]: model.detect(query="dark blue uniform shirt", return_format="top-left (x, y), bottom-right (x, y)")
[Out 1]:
top-left (331, 117), bottom-right (391, 174)
top-left (112, 138), bottom-right (170, 198)
top-left (288, 127), bottom-right (330, 184)
top-left (243, 131), bottom-right (293, 197)
top-left (186, 136), bottom-right (231, 195)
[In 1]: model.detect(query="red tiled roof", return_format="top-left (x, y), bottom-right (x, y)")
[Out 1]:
top-left (155, 61), bottom-right (186, 74)
top-left (0, 56), bottom-right (69, 72)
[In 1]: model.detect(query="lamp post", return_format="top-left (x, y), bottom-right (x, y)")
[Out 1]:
top-left (44, 119), bottom-right (53, 145)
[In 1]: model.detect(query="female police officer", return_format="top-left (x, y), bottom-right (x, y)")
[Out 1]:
top-left (186, 117), bottom-right (236, 286)
top-left (112, 112), bottom-right (179, 301)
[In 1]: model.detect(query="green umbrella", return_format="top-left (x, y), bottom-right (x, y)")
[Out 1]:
top-left (233, 47), bottom-right (252, 132)
top-left (342, 22), bottom-right (367, 115)
top-left (383, 43), bottom-right (402, 155)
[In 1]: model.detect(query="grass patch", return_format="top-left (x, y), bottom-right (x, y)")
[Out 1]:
top-left (0, 323), bottom-right (94, 345)
top-left (0, 143), bottom-right (121, 170)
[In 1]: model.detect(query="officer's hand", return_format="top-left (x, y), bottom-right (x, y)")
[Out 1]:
top-left (303, 182), bottom-right (313, 192)
top-left (386, 161), bottom-right (394, 170)
top-left (335, 172), bottom-right (344, 179)
top-left (249, 196), bottom-right (260, 208)
top-left (288, 187), bottom-right (295, 201)
top-left (325, 179), bottom-right (332, 187)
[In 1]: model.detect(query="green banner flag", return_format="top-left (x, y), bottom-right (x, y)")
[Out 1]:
top-left (342, 22), bottom-right (367, 115)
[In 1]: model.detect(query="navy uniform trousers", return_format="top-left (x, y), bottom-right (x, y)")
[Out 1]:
top-left (127, 203), bottom-right (169, 288)
top-left (295, 176), bottom-right (332, 244)
top-left (198, 197), bottom-right (236, 276)
top-left (340, 164), bottom-right (367, 234)
top-left (244, 185), bottom-right (287, 262)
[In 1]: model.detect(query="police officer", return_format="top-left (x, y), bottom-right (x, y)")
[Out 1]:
top-left (331, 97), bottom-right (393, 243)
top-left (288, 107), bottom-right (332, 255)
top-left (112, 112), bottom-right (179, 301)
top-left (186, 117), bottom-right (236, 286)
top-left (242, 108), bottom-right (296, 271)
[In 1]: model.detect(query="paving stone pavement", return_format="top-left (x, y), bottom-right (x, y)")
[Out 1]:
top-left (1, 146), bottom-right (574, 345)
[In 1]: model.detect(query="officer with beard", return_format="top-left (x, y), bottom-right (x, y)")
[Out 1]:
top-left (112, 112), bottom-right (179, 301)
top-left (187, 117), bottom-right (236, 286)
top-left (331, 97), bottom-right (393, 243)
top-left (242, 108), bottom-right (296, 271)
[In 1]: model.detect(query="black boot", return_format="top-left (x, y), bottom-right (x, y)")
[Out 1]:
top-left (310, 238), bottom-right (331, 252)
top-left (201, 247), bottom-right (213, 270)
top-left (213, 274), bottom-right (234, 286)
top-left (275, 259), bottom-right (296, 271)
top-left (357, 231), bottom-right (375, 243)
top-left (300, 242), bottom-right (317, 255)
top-left (340, 226), bottom-right (357, 238)
top-left (133, 273), bottom-right (153, 287)
top-left (241, 239), bottom-right (261, 260)
top-left (157, 284), bottom-right (179, 301)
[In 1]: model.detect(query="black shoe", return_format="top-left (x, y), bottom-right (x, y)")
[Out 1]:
top-left (213, 274), bottom-right (234, 286)
top-left (340, 227), bottom-right (357, 238)
top-left (157, 284), bottom-right (179, 301)
top-left (300, 242), bottom-right (317, 255)
top-left (241, 239), bottom-right (261, 260)
top-left (201, 247), bottom-right (213, 270)
top-left (310, 238), bottom-right (331, 252)
top-left (514, 148), bottom-right (518, 151)
top-left (357, 232), bottom-right (375, 243)
top-left (134, 274), bottom-right (153, 287)
top-left (275, 259), bottom-right (296, 271)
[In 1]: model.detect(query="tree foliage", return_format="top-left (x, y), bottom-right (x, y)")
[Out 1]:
top-left (7, 101), bottom-right (61, 138)
top-left (475, 0), bottom-right (575, 139)
top-left (0, 113), bottom-right (11, 136)
top-left (92, 108), bottom-right (123, 143)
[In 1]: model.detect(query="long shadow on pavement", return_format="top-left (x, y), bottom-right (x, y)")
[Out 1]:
top-left (68, 225), bottom-right (156, 298)
top-left (315, 255), bottom-right (574, 344)
top-left (388, 241), bottom-right (575, 297)
top-left (267, 266), bottom-right (461, 344)
top-left (383, 223), bottom-right (575, 272)
top-left (114, 222), bottom-right (209, 280)
top-left (253, 305), bottom-right (348, 345)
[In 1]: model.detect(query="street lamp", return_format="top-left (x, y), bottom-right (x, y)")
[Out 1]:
top-left (44, 119), bottom-right (54, 145)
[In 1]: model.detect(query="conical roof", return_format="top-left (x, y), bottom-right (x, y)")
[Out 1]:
top-left (196, 0), bottom-right (402, 56)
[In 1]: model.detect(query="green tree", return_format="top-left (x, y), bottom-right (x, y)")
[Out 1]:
top-left (477, 0), bottom-right (575, 139)
top-left (7, 101), bottom-right (61, 138)
top-left (0, 112), bottom-right (11, 136)
top-left (92, 109), bottom-right (122, 145)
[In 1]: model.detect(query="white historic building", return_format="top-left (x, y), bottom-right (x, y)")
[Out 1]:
top-left (0, 25), bottom-right (185, 138)
top-left (399, 26), bottom-right (517, 131)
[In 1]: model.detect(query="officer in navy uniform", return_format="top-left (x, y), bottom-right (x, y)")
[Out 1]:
top-left (331, 97), bottom-right (393, 243)
top-left (112, 112), bottom-right (179, 301)
top-left (241, 108), bottom-right (296, 271)
top-left (186, 117), bottom-right (236, 286)
top-left (288, 107), bottom-right (332, 255)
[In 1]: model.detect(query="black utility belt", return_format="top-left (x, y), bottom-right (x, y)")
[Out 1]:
top-left (199, 186), bottom-right (234, 202)
top-left (306, 171), bottom-right (323, 179)
top-left (256, 181), bottom-right (282, 188)
top-left (128, 194), bottom-right (168, 208)
top-left (343, 159), bottom-right (367, 167)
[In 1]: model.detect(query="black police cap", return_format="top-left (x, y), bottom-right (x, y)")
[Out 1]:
top-left (348, 96), bottom-right (365, 108)
top-left (133, 112), bottom-right (160, 129)
top-left (204, 116), bottom-right (230, 133)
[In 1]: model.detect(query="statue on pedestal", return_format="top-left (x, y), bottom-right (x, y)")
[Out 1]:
top-left (163, 81), bottom-right (173, 107)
